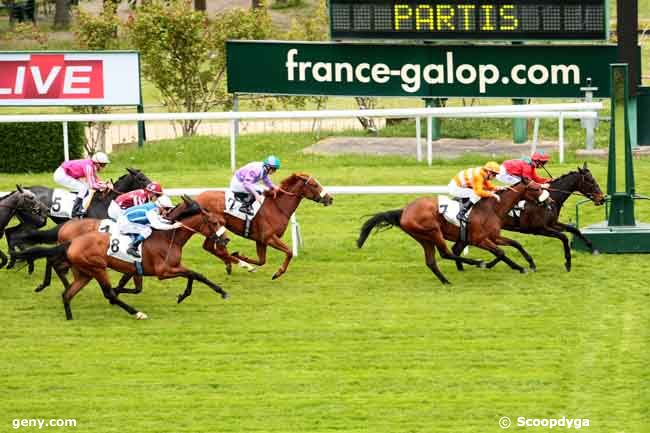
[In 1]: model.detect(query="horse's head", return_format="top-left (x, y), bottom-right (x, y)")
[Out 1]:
top-left (577, 162), bottom-right (606, 205)
top-left (173, 195), bottom-right (229, 246)
top-left (15, 185), bottom-right (49, 217)
top-left (113, 168), bottom-right (152, 193)
top-left (280, 173), bottom-right (334, 206)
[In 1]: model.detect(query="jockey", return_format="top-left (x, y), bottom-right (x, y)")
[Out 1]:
top-left (497, 151), bottom-right (552, 187)
top-left (52, 152), bottom-right (110, 218)
top-left (117, 195), bottom-right (180, 259)
top-left (107, 181), bottom-right (164, 221)
top-left (448, 161), bottom-right (501, 223)
top-left (229, 155), bottom-right (281, 215)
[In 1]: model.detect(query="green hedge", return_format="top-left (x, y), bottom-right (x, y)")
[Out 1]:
top-left (0, 122), bottom-right (85, 173)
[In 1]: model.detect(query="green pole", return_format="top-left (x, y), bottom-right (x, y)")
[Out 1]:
top-left (607, 63), bottom-right (636, 226)
top-left (512, 98), bottom-right (528, 144)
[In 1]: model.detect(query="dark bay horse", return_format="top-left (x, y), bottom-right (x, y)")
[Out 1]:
top-left (357, 179), bottom-right (550, 284)
top-left (11, 198), bottom-right (229, 320)
top-left (0, 186), bottom-right (49, 268)
top-left (195, 172), bottom-right (333, 279)
top-left (4, 168), bottom-right (151, 270)
top-left (452, 163), bottom-right (605, 272)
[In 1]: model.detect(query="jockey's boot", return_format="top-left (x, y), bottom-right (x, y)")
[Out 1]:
top-left (456, 199), bottom-right (473, 223)
top-left (126, 235), bottom-right (145, 259)
top-left (239, 195), bottom-right (255, 215)
top-left (71, 197), bottom-right (85, 218)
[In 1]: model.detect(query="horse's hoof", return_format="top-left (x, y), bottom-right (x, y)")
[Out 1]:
top-left (565, 263), bottom-right (572, 272)
top-left (221, 292), bottom-right (229, 300)
top-left (592, 249), bottom-right (600, 256)
top-left (272, 272), bottom-right (280, 280)
top-left (231, 251), bottom-right (239, 257)
top-left (34, 285), bottom-right (46, 293)
top-left (478, 261), bottom-right (486, 269)
top-left (520, 268), bottom-right (528, 274)
top-left (135, 311), bottom-right (148, 320)
top-left (6, 259), bottom-right (15, 270)
top-left (177, 295), bottom-right (185, 304)
top-left (530, 267), bottom-right (537, 273)
top-left (226, 265), bottom-right (232, 275)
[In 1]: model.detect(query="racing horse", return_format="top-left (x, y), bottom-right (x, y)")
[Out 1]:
top-left (357, 179), bottom-right (550, 284)
top-left (452, 163), bottom-right (605, 272)
top-left (195, 172), bottom-right (333, 279)
top-left (11, 197), bottom-right (229, 320)
top-left (0, 186), bottom-right (49, 269)
top-left (4, 168), bottom-right (151, 270)
top-left (24, 195), bottom-right (220, 295)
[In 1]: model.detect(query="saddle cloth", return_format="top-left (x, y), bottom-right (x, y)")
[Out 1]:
top-left (50, 189), bottom-right (94, 218)
top-left (438, 196), bottom-right (473, 227)
top-left (98, 219), bottom-right (142, 264)
top-left (224, 190), bottom-right (265, 220)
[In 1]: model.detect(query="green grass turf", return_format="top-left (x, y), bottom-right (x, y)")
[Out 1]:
top-left (0, 133), bottom-right (649, 433)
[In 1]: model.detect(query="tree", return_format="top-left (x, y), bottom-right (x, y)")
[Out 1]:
top-left (73, 4), bottom-right (121, 153)
top-left (127, 0), bottom-right (273, 136)
top-left (54, 0), bottom-right (71, 28)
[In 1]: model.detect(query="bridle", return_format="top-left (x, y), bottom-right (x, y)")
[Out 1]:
top-left (174, 207), bottom-right (227, 244)
top-left (546, 171), bottom-right (603, 202)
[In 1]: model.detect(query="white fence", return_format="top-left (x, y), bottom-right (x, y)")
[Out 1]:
top-left (0, 102), bottom-right (602, 166)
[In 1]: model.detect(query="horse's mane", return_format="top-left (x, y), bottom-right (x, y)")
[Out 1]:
top-left (550, 170), bottom-right (580, 185)
top-left (0, 191), bottom-right (16, 201)
top-left (279, 172), bottom-right (309, 190)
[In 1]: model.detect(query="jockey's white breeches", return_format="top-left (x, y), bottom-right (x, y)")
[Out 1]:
top-left (53, 167), bottom-right (88, 199)
top-left (117, 216), bottom-right (152, 239)
top-left (229, 177), bottom-right (262, 195)
top-left (496, 165), bottom-right (522, 185)
top-left (107, 201), bottom-right (123, 221)
top-left (447, 181), bottom-right (481, 204)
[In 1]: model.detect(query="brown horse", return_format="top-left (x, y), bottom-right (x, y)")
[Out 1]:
top-left (12, 199), bottom-right (229, 320)
top-left (26, 219), bottom-right (143, 294)
top-left (195, 172), bottom-right (333, 279)
top-left (452, 163), bottom-right (606, 272)
top-left (357, 179), bottom-right (550, 284)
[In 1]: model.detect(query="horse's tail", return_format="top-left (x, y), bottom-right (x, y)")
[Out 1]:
top-left (11, 241), bottom-right (70, 265)
top-left (357, 209), bottom-right (403, 248)
top-left (18, 225), bottom-right (62, 246)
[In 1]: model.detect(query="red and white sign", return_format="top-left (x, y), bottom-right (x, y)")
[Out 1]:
top-left (0, 52), bottom-right (140, 106)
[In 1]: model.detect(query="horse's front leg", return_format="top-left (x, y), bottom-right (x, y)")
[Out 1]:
top-left (4, 224), bottom-right (23, 269)
top-left (114, 274), bottom-right (143, 295)
top-left (554, 222), bottom-right (599, 255)
top-left (476, 238), bottom-right (527, 273)
top-left (532, 227), bottom-right (572, 271)
top-left (493, 236), bottom-right (537, 272)
top-left (203, 239), bottom-right (238, 275)
top-left (156, 263), bottom-right (228, 300)
top-left (264, 237), bottom-right (293, 280)
top-left (451, 240), bottom-right (468, 271)
top-left (231, 242), bottom-right (268, 267)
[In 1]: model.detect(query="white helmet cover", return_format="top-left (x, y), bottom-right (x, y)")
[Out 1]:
top-left (91, 152), bottom-right (110, 164)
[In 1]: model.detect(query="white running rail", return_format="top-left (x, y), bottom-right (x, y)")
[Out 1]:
top-left (0, 102), bottom-right (601, 166)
